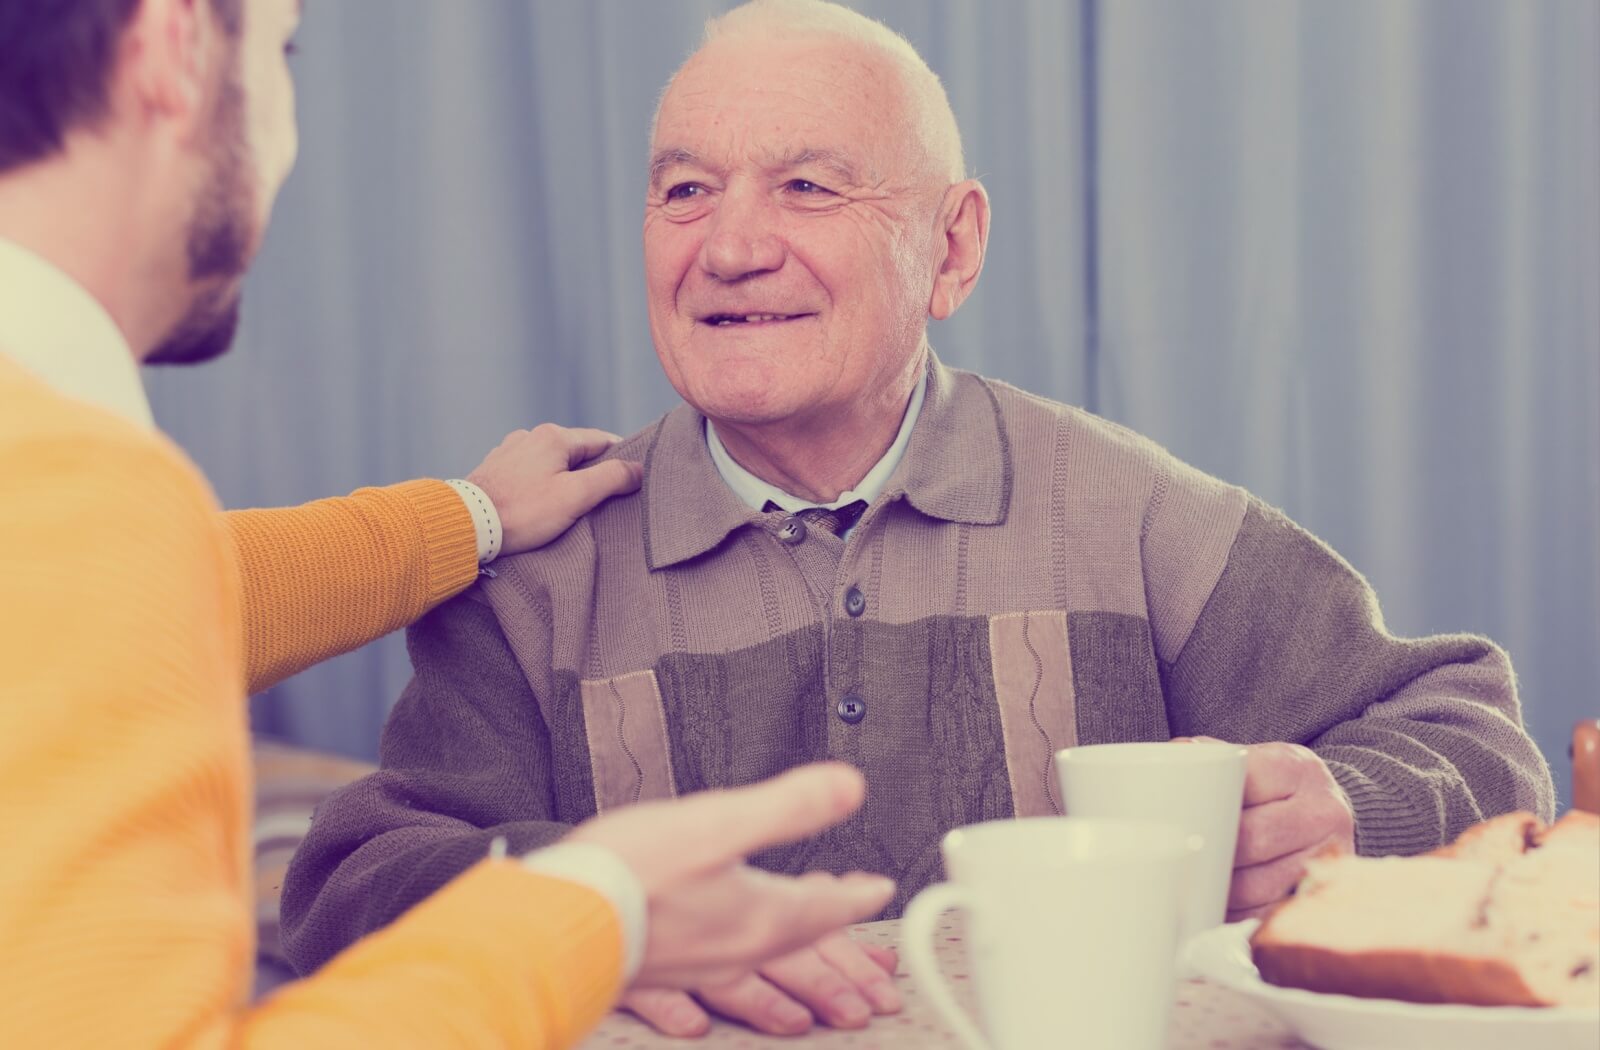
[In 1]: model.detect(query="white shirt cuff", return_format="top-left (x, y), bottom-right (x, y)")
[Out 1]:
top-left (521, 842), bottom-right (647, 982)
top-left (444, 478), bottom-right (502, 563)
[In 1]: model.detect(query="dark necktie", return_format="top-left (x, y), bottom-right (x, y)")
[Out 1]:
top-left (762, 498), bottom-right (869, 537)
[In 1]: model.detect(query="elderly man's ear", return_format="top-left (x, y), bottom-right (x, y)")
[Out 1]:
top-left (927, 179), bottom-right (991, 322)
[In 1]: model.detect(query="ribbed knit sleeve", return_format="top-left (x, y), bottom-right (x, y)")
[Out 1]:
top-left (225, 479), bottom-right (479, 694)
top-left (1160, 498), bottom-right (1555, 854)
top-left (0, 370), bottom-right (623, 1048)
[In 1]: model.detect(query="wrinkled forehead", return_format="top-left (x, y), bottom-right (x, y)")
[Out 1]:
top-left (653, 37), bottom-right (917, 180)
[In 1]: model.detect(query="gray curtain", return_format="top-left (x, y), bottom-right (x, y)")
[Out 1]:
top-left (146, 0), bottom-right (1599, 804)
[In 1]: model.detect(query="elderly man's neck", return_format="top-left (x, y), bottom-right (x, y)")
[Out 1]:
top-left (710, 361), bottom-right (924, 504)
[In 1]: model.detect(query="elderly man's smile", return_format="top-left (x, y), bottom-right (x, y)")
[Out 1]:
top-left (698, 311), bottom-right (817, 327)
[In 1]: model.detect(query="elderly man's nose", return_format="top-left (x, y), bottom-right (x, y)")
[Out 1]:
top-left (700, 198), bottom-right (785, 280)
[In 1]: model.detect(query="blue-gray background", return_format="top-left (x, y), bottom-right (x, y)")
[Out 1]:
top-left (146, 1), bottom-right (1600, 806)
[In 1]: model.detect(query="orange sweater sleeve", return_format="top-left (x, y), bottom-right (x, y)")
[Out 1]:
top-left (224, 480), bottom-right (480, 694)
top-left (0, 377), bottom-right (622, 1048)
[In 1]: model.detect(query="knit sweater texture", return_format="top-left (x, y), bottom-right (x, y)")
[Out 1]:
top-left (228, 476), bottom-right (480, 693)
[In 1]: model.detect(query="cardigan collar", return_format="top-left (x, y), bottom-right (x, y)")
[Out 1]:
top-left (642, 350), bottom-right (1012, 571)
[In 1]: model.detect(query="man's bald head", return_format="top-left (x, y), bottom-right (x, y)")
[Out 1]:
top-left (642, 0), bottom-right (990, 466)
top-left (655, 0), bottom-right (966, 189)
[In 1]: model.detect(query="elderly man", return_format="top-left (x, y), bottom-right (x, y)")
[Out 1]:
top-left (283, 0), bottom-right (1555, 1038)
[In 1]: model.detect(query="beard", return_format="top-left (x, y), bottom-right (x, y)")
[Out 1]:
top-left (147, 282), bottom-right (244, 366)
top-left (145, 67), bottom-right (256, 366)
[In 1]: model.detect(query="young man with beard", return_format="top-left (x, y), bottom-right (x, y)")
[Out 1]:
top-left (0, 1), bottom-right (897, 1045)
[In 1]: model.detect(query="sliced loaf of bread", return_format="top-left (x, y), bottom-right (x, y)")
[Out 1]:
top-left (1251, 811), bottom-right (1599, 1008)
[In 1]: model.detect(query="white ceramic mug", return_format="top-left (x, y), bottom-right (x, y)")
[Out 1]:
top-left (902, 817), bottom-right (1201, 1050)
top-left (1055, 740), bottom-right (1248, 941)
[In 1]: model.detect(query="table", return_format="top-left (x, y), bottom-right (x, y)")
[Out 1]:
top-left (580, 916), bottom-right (1305, 1049)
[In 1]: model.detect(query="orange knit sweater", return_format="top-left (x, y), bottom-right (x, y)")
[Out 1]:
top-left (226, 470), bottom-right (479, 693)
top-left (0, 357), bottom-right (623, 1047)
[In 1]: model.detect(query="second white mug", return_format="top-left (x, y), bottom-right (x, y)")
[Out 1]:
top-left (1055, 740), bottom-right (1248, 941)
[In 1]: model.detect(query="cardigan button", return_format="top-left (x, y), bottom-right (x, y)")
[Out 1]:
top-left (837, 695), bottom-right (866, 725)
top-left (844, 586), bottom-right (866, 617)
top-left (777, 516), bottom-right (808, 545)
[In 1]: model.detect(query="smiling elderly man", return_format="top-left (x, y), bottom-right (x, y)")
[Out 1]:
top-left (282, 0), bottom-right (1554, 1038)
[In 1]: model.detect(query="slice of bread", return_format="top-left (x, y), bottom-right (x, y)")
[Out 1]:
top-left (1427, 810), bottom-right (1541, 862)
top-left (1251, 811), bottom-right (1599, 1008)
top-left (1489, 812), bottom-right (1600, 1008)
top-left (1535, 809), bottom-right (1600, 848)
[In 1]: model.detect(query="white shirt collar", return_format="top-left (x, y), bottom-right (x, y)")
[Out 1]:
top-left (0, 237), bottom-right (153, 429)
top-left (706, 367), bottom-right (928, 514)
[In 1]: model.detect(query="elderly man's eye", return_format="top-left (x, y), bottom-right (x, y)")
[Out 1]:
top-left (787, 179), bottom-right (833, 195)
top-left (665, 184), bottom-right (705, 202)
top-left (283, 38), bottom-right (300, 57)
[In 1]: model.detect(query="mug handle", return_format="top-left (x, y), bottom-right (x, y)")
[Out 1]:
top-left (901, 882), bottom-right (991, 1050)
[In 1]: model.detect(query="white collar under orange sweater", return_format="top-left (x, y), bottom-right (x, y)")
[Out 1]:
top-left (0, 236), bottom-right (153, 428)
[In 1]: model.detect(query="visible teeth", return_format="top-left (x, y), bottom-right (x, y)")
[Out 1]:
top-left (710, 313), bottom-right (791, 325)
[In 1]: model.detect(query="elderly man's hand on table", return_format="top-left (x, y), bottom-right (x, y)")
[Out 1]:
top-left (620, 931), bottom-right (901, 1038)
top-left (1226, 741), bottom-right (1356, 921)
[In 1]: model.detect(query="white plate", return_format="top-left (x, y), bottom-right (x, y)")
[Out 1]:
top-left (1184, 921), bottom-right (1600, 1050)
